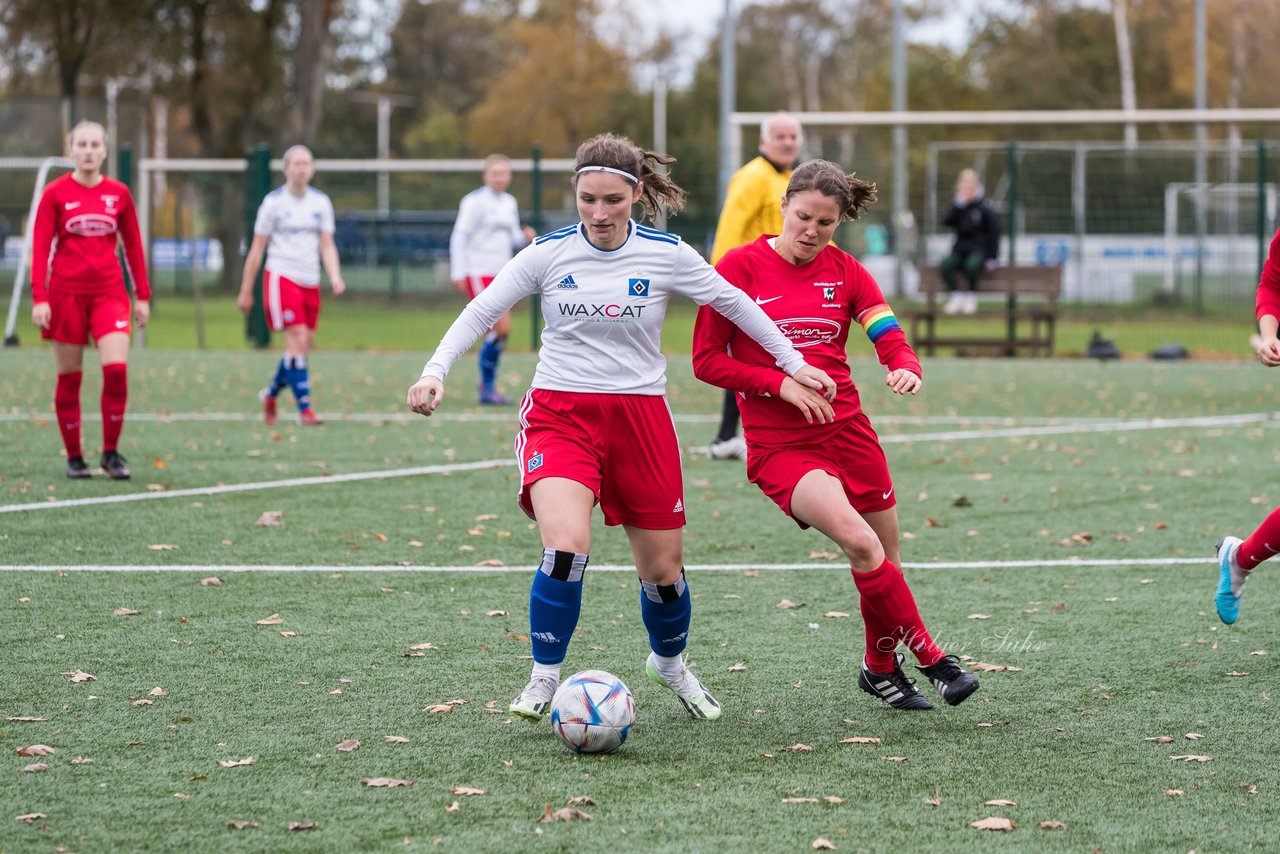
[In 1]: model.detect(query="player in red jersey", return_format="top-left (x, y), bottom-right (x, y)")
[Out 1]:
top-left (693, 159), bottom-right (979, 710)
top-left (1215, 226), bottom-right (1280, 624)
top-left (31, 120), bottom-right (150, 480)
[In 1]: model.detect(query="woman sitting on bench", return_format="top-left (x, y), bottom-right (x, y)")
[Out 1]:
top-left (940, 169), bottom-right (1000, 316)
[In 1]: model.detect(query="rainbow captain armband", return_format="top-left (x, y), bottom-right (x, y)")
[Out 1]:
top-left (857, 304), bottom-right (901, 343)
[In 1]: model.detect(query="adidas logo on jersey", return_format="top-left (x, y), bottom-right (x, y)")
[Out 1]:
top-left (673, 498), bottom-right (684, 513)
top-left (556, 274), bottom-right (578, 289)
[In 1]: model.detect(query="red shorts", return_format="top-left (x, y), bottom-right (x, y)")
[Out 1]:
top-left (747, 411), bottom-right (896, 528)
top-left (514, 389), bottom-right (686, 529)
top-left (41, 290), bottom-right (132, 345)
top-left (465, 275), bottom-right (496, 300)
top-left (264, 270), bottom-right (321, 331)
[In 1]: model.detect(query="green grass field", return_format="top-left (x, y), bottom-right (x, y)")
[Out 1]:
top-left (2, 349), bottom-right (1278, 851)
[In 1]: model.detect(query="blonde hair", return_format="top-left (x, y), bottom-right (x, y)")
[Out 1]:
top-left (282, 144), bottom-right (313, 167)
top-left (956, 168), bottom-right (980, 188)
top-left (785, 159), bottom-right (878, 222)
top-left (66, 120), bottom-right (107, 154)
top-left (571, 133), bottom-right (685, 221)
top-left (483, 153), bottom-right (510, 172)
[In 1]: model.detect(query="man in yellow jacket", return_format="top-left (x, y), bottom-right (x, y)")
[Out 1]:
top-left (706, 112), bottom-right (802, 460)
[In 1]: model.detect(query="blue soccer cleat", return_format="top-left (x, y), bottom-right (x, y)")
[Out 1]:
top-left (1214, 536), bottom-right (1246, 625)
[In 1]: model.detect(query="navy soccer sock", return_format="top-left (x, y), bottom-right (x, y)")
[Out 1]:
top-left (479, 333), bottom-right (504, 391)
top-left (640, 570), bottom-right (691, 658)
top-left (267, 358), bottom-right (288, 397)
top-left (285, 355), bottom-right (311, 411)
top-left (529, 548), bottom-right (587, 665)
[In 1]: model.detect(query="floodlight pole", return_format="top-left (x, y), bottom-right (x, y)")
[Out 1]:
top-left (717, 0), bottom-right (736, 214)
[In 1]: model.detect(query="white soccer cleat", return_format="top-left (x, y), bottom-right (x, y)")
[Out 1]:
top-left (646, 653), bottom-right (722, 720)
top-left (707, 435), bottom-right (747, 461)
top-left (942, 293), bottom-right (964, 315)
top-left (508, 674), bottom-right (558, 722)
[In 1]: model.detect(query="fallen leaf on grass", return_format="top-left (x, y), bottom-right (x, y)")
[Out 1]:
top-left (967, 614), bottom-right (990, 620)
top-left (199, 576), bottom-right (222, 586)
top-left (882, 756), bottom-right (907, 762)
top-left (255, 614), bottom-right (284, 626)
top-left (451, 786), bottom-right (485, 796)
top-left (840, 737), bottom-right (880, 744)
top-left (1170, 754), bottom-right (1211, 762)
top-left (149, 687), bottom-right (168, 697)
top-left (1038, 820), bottom-right (1067, 830)
top-left (279, 631), bottom-right (296, 638)
top-left (63, 670), bottom-right (96, 682)
top-left (782, 744), bottom-right (813, 752)
top-left (445, 801), bottom-right (460, 812)
top-left (335, 740), bottom-right (360, 752)
top-left (69, 756), bottom-right (92, 765)
top-left (922, 791), bottom-right (942, 807)
top-left (15, 813), bottom-right (46, 824)
top-left (16, 745), bottom-right (55, 756)
top-left (969, 662), bottom-right (1021, 673)
top-left (384, 736), bottom-right (410, 744)
top-left (727, 662), bottom-right (747, 672)
top-left (409, 643), bottom-right (438, 651)
top-left (21, 763), bottom-right (47, 773)
top-left (173, 792), bottom-right (190, 800)
top-left (362, 778), bottom-right (412, 788)
top-left (809, 551), bottom-right (839, 560)
top-left (776, 599), bottom-right (803, 609)
top-left (113, 607), bottom-right (141, 616)
top-left (1226, 671), bottom-right (1249, 677)
top-left (226, 821), bottom-right (259, 829)
top-left (288, 821), bottom-right (317, 831)
top-left (540, 805), bottom-right (591, 823)
top-left (823, 611), bottom-right (850, 618)
top-left (426, 704), bottom-right (454, 714)
top-left (147, 544), bottom-right (179, 551)
top-left (1184, 733), bottom-right (1204, 740)
top-left (782, 797), bottom-right (819, 804)
top-left (1144, 736), bottom-right (1174, 743)
top-left (218, 757), bottom-right (254, 768)
top-left (6, 716), bottom-right (46, 722)
top-left (984, 799), bottom-right (1018, 807)
top-left (475, 559), bottom-right (505, 567)
top-left (811, 838), bottom-right (836, 850)
top-left (824, 795), bottom-right (845, 804)
top-left (255, 511), bottom-right (283, 527)
top-left (485, 610), bottom-right (508, 617)
top-left (743, 570), bottom-right (760, 577)
top-left (970, 817), bottom-right (1015, 831)
top-left (132, 699), bottom-right (153, 706)
top-left (1164, 789), bottom-right (1184, 796)
top-left (567, 796), bottom-right (595, 806)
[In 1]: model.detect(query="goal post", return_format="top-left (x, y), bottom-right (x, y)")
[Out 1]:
top-left (4, 156), bottom-right (74, 346)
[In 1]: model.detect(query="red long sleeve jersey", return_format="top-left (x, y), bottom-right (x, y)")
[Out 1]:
top-left (1257, 227), bottom-right (1280, 322)
top-left (31, 174), bottom-right (150, 303)
top-left (692, 236), bottom-right (921, 444)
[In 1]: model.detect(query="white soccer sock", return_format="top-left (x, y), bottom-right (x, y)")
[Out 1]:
top-left (531, 662), bottom-right (561, 683)
top-left (650, 652), bottom-right (685, 679)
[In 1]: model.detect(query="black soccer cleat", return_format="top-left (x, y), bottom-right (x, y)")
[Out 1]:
top-left (858, 652), bottom-right (934, 710)
top-left (918, 654), bottom-right (980, 706)
top-left (99, 450), bottom-right (131, 480)
top-left (66, 456), bottom-right (91, 479)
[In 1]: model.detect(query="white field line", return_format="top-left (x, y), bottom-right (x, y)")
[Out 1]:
top-left (0, 557), bottom-right (1212, 573)
top-left (0, 411), bottom-right (1119, 425)
top-left (2, 410), bottom-right (1273, 515)
top-left (0, 460), bottom-right (511, 514)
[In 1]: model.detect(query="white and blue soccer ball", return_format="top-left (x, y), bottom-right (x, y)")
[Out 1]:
top-left (549, 669), bottom-right (635, 754)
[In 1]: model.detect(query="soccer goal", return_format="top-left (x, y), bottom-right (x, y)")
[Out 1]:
top-left (3, 156), bottom-right (73, 346)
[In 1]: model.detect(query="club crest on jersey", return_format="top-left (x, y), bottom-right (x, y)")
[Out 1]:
top-left (100, 194), bottom-right (119, 210)
top-left (528, 453), bottom-right (544, 473)
top-left (627, 278), bottom-right (650, 297)
top-left (823, 287), bottom-right (835, 301)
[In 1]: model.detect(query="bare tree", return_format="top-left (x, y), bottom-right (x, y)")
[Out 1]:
top-left (285, 0), bottom-right (341, 145)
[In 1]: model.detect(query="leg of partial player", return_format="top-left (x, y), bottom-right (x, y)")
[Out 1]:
top-left (1215, 505), bottom-right (1280, 624)
top-left (509, 477), bottom-right (594, 722)
top-left (96, 331), bottom-right (132, 480)
top-left (53, 342), bottom-right (89, 479)
top-left (629, 526), bottom-right (721, 720)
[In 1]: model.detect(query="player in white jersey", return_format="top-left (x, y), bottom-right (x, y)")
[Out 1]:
top-left (237, 145), bottom-right (346, 425)
top-left (449, 154), bottom-right (536, 404)
top-left (407, 133), bottom-right (837, 725)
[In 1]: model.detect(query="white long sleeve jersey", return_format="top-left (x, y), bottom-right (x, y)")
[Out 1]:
top-left (422, 220), bottom-right (808, 395)
top-left (448, 187), bottom-right (527, 280)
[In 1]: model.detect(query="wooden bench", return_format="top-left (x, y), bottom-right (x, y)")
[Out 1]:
top-left (909, 265), bottom-right (1063, 357)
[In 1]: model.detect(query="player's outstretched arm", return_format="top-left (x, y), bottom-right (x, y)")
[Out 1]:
top-left (407, 376), bottom-right (445, 416)
top-left (1256, 315), bottom-right (1280, 367)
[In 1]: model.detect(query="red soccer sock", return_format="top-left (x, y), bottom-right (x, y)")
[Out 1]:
top-left (101, 363), bottom-right (128, 452)
top-left (1238, 505), bottom-right (1280, 571)
top-left (852, 558), bottom-right (945, 668)
top-left (55, 371), bottom-right (83, 458)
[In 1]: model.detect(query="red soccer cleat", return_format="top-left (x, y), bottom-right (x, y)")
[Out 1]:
top-left (297, 408), bottom-right (324, 426)
top-left (259, 388), bottom-right (278, 425)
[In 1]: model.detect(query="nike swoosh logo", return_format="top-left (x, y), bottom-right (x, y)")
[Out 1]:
top-left (882, 487), bottom-right (894, 500)
top-left (115, 320), bottom-right (129, 329)
top-left (65, 201), bottom-right (81, 210)
top-left (755, 295), bottom-right (783, 305)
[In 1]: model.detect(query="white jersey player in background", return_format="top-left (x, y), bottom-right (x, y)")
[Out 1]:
top-left (237, 144), bottom-right (345, 425)
top-left (449, 154), bottom-right (536, 404)
top-left (407, 133), bottom-right (837, 725)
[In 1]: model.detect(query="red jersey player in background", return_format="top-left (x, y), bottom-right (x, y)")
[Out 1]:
top-left (31, 120), bottom-right (150, 480)
top-left (1214, 226), bottom-right (1280, 624)
top-left (693, 159), bottom-right (979, 711)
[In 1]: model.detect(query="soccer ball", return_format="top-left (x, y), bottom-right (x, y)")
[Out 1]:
top-left (549, 669), bottom-right (635, 754)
